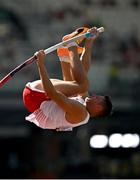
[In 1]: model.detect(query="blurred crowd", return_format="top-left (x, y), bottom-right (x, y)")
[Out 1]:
top-left (0, 0), bottom-right (140, 178)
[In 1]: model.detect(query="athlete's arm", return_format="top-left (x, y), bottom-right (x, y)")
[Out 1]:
top-left (80, 27), bottom-right (99, 74)
top-left (36, 50), bottom-right (88, 123)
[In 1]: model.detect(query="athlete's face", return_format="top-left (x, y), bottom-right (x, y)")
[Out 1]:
top-left (85, 95), bottom-right (106, 117)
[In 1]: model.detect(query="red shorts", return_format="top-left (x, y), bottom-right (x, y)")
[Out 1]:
top-left (23, 85), bottom-right (51, 112)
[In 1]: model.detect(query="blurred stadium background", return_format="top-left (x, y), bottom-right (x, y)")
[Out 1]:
top-left (0, 0), bottom-right (140, 178)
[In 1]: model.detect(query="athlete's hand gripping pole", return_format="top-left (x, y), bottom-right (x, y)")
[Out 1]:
top-left (0, 27), bottom-right (104, 88)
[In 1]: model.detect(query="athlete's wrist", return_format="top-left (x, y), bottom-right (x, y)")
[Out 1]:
top-left (37, 59), bottom-right (45, 68)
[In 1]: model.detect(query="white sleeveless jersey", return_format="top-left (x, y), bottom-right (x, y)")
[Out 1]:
top-left (25, 96), bottom-right (90, 131)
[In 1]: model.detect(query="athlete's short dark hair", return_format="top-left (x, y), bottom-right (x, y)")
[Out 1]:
top-left (102, 96), bottom-right (113, 117)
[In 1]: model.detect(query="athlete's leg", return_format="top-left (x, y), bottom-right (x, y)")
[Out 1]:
top-left (57, 27), bottom-right (89, 82)
top-left (60, 61), bottom-right (73, 81)
top-left (67, 45), bottom-right (88, 92)
top-left (58, 27), bottom-right (99, 81)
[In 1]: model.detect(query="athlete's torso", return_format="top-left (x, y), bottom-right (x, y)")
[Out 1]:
top-left (24, 82), bottom-right (90, 131)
